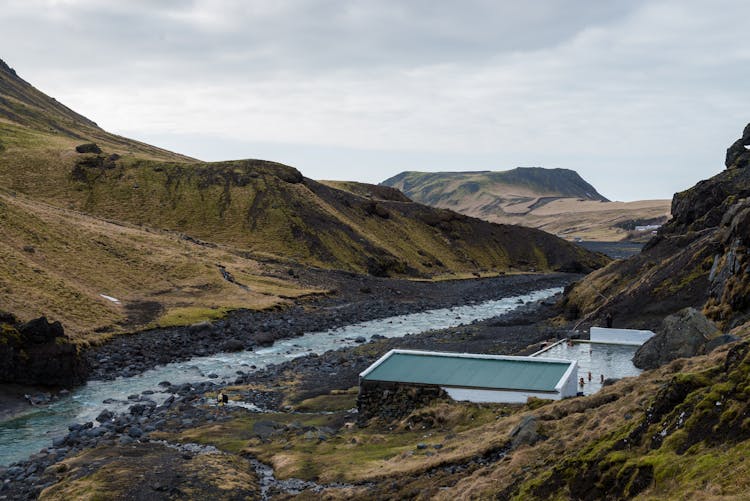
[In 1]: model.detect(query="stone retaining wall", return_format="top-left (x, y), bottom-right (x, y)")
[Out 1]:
top-left (357, 381), bottom-right (448, 424)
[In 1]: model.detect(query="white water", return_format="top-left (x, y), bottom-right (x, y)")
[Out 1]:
top-left (0, 287), bottom-right (561, 466)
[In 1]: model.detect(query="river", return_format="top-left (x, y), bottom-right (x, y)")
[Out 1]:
top-left (0, 287), bottom-right (562, 466)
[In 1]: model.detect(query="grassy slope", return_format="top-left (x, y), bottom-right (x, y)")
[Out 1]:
top-left (382, 170), bottom-right (671, 242)
top-left (0, 147), bottom-right (604, 277)
top-left (0, 189), bottom-right (319, 340)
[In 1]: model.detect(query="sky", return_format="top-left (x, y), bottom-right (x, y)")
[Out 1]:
top-left (1, 0), bottom-right (749, 201)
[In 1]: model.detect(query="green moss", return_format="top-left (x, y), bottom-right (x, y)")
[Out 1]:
top-left (155, 307), bottom-right (230, 328)
top-left (0, 323), bottom-right (21, 344)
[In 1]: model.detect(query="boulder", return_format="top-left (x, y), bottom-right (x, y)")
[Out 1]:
top-left (634, 308), bottom-right (721, 369)
top-left (222, 339), bottom-right (245, 352)
top-left (704, 334), bottom-right (741, 353)
top-left (509, 415), bottom-right (544, 449)
top-left (75, 143), bottom-right (102, 154)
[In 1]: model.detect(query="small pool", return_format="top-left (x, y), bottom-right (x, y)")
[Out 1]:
top-left (534, 341), bottom-right (641, 395)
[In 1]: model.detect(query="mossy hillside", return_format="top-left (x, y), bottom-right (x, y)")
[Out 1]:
top-left (0, 190), bottom-right (320, 340)
top-left (381, 169), bottom-right (609, 212)
top-left (168, 399), bottom-right (513, 485)
top-left (0, 57), bottom-right (192, 164)
top-left (1, 145), bottom-right (606, 277)
top-left (0, 60), bottom-right (607, 279)
top-left (37, 442), bottom-right (259, 501)
top-left (509, 342), bottom-right (750, 500)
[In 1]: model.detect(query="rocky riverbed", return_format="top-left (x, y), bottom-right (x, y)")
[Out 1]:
top-left (86, 272), bottom-right (575, 380)
top-left (0, 277), bottom-right (571, 500)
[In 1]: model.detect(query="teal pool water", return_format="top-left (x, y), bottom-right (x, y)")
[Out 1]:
top-left (534, 341), bottom-right (641, 395)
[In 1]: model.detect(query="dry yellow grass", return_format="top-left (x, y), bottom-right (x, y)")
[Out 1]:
top-left (0, 189), bottom-right (322, 340)
top-left (485, 198), bottom-right (672, 241)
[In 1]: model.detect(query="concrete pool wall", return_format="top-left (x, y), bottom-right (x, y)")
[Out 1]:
top-left (532, 340), bottom-right (642, 395)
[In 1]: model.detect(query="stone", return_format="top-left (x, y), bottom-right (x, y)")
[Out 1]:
top-left (96, 409), bottom-right (114, 423)
top-left (222, 339), bottom-right (245, 352)
top-left (0, 315), bottom-right (88, 386)
top-left (634, 308), bottom-right (721, 369)
top-left (253, 420), bottom-right (282, 440)
top-left (75, 143), bottom-right (102, 154)
top-left (509, 415), bottom-right (543, 449)
top-left (119, 436), bottom-right (135, 445)
top-left (705, 334), bottom-right (742, 353)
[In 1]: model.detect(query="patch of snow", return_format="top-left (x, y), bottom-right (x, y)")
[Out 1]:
top-left (99, 294), bottom-right (121, 304)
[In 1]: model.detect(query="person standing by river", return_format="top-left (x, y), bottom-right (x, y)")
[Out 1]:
top-left (216, 391), bottom-right (227, 414)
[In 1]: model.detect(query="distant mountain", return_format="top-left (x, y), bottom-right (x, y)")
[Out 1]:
top-left (383, 168), bottom-right (608, 207)
top-left (0, 58), bottom-right (607, 335)
top-left (382, 168), bottom-right (671, 241)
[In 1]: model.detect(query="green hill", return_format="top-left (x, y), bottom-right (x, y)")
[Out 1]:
top-left (0, 58), bottom-right (607, 336)
top-left (382, 168), bottom-right (608, 207)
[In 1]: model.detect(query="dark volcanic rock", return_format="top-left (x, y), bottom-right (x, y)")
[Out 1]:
top-left (725, 123), bottom-right (750, 169)
top-left (509, 415), bottom-right (544, 449)
top-left (0, 314), bottom-right (88, 386)
top-left (222, 339), bottom-right (245, 352)
top-left (633, 307), bottom-right (721, 369)
top-left (562, 124), bottom-right (750, 330)
top-left (75, 142), bottom-right (102, 154)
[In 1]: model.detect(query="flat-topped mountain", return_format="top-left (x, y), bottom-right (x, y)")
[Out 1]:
top-left (0, 58), bottom-right (606, 335)
top-left (383, 168), bottom-right (608, 207)
top-left (382, 168), bottom-right (671, 241)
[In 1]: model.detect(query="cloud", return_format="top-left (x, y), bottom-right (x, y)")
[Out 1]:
top-left (1, 0), bottom-right (748, 199)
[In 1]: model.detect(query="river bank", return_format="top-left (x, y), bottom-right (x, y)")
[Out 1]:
top-left (2, 274), bottom-right (574, 430)
top-left (0, 281), bottom-right (570, 499)
top-left (86, 272), bottom-right (576, 381)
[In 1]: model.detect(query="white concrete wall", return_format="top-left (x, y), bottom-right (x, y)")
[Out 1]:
top-left (590, 327), bottom-right (655, 346)
top-left (443, 387), bottom-right (561, 404)
top-left (557, 363), bottom-right (580, 398)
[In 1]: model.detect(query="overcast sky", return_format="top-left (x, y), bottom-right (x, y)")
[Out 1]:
top-left (2, 0), bottom-right (749, 200)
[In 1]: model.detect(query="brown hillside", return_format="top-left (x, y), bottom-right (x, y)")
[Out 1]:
top-left (0, 58), bottom-right (608, 283)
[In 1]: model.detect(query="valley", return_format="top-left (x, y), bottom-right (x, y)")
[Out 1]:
top-left (1, 53), bottom-right (749, 501)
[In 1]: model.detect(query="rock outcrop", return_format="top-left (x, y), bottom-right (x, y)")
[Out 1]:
top-left (561, 123), bottom-right (750, 331)
top-left (725, 123), bottom-right (750, 169)
top-left (0, 313), bottom-right (89, 386)
top-left (633, 308), bottom-right (721, 369)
